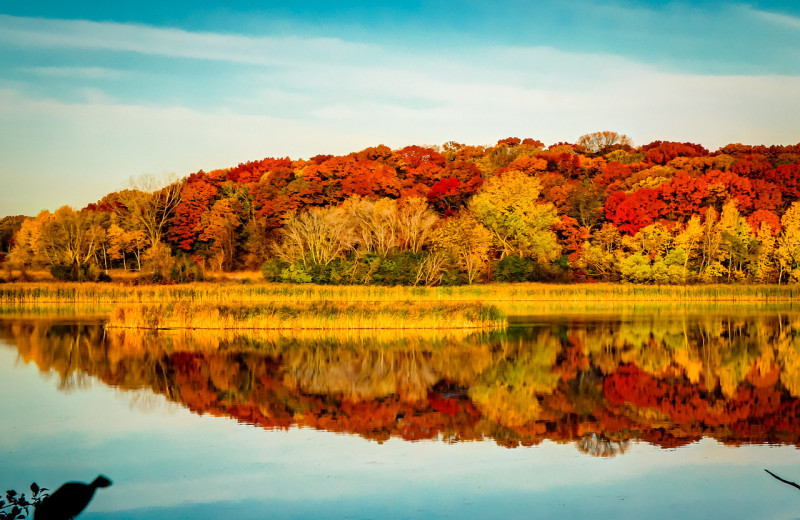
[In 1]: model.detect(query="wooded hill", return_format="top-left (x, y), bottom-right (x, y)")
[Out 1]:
top-left (4, 132), bottom-right (800, 284)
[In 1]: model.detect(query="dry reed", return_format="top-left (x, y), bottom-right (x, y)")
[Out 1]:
top-left (3, 282), bottom-right (800, 305)
top-left (106, 301), bottom-right (507, 330)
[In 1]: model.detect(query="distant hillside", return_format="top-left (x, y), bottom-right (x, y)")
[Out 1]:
top-left (5, 133), bottom-right (800, 285)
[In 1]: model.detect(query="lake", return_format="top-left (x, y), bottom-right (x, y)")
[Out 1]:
top-left (1, 306), bottom-right (800, 519)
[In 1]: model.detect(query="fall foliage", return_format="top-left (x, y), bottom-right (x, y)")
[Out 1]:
top-left (5, 135), bottom-right (800, 284)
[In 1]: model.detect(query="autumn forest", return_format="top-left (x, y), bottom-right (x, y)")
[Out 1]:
top-left (4, 132), bottom-right (800, 285)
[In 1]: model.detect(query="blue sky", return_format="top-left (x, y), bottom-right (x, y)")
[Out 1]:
top-left (1, 1), bottom-right (799, 216)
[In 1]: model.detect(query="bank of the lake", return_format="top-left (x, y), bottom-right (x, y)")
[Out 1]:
top-left (2, 282), bottom-right (800, 305)
top-left (106, 301), bottom-right (506, 330)
top-left (3, 282), bottom-right (799, 330)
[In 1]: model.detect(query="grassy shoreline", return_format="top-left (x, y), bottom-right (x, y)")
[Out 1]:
top-left (106, 302), bottom-right (506, 330)
top-left (2, 281), bottom-right (800, 304)
top-left (4, 282), bottom-right (799, 330)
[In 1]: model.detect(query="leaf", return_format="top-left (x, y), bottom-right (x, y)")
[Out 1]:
top-left (29, 483), bottom-right (38, 495)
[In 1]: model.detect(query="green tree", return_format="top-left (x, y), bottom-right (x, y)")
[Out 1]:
top-left (116, 173), bottom-right (185, 248)
top-left (469, 170), bottom-right (561, 261)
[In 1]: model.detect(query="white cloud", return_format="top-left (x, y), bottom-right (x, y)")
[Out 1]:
top-left (748, 7), bottom-right (800, 30)
top-left (22, 66), bottom-right (131, 80)
top-left (0, 14), bottom-right (799, 215)
top-left (0, 14), bottom-right (376, 67)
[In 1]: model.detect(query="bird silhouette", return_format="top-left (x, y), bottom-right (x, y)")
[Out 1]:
top-left (33, 475), bottom-right (112, 520)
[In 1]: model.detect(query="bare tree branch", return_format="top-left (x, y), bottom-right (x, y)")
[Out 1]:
top-left (765, 469), bottom-right (800, 492)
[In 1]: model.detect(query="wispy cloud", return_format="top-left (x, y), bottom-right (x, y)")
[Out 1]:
top-left (749, 7), bottom-right (800, 30)
top-left (0, 14), bottom-right (375, 66)
top-left (23, 66), bottom-right (131, 79)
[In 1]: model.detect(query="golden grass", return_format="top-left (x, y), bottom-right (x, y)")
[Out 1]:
top-left (3, 281), bottom-right (800, 305)
top-left (0, 303), bottom-right (113, 317)
top-left (497, 299), bottom-right (800, 321)
top-left (106, 301), bottom-right (507, 330)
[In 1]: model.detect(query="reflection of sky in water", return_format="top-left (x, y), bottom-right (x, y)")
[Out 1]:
top-left (2, 345), bottom-right (800, 520)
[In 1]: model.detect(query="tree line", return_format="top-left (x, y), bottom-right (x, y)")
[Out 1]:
top-left (3, 132), bottom-right (800, 284)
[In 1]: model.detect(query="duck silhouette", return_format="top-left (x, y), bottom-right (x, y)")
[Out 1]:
top-left (33, 475), bottom-right (112, 520)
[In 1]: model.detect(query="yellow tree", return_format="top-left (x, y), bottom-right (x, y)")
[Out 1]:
top-left (116, 173), bottom-right (185, 248)
top-left (39, 206), bottom-right (105, 268)
top-left (776, 201), bottom-right (800, 283)
top-left (618, 223), bottom-right (677, 284)
top-left (431, 213), bottom-right (493, 284)
top-left (578, 223), bottom-right (622, 280)
top-left (621, 222), bottom-right (673, 257)
top-left (10, 207), bottom-right (107, 279)
top-left (109, 211), bottom-right (149, 270)
top-left (716, 199), bottom-right (755, 280)
top-left (469, 170), bottom-right (560, 261)
top-left (673, 215), bottom-right (704, 280)
top-left (107, 216), bottom-right (148, 271)
top-left (698, 206), bottom-right (726, 282)
top-left (6, 214), bottom-right (48, 272)
top-left (750, 223), bottom-right (777, 283)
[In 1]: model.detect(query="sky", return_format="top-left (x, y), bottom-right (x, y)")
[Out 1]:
top-left (1, 1), bottom-right (799, 216)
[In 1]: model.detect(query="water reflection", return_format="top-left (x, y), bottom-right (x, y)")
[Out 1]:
top-left (2, 312), bottom-right (800, 454)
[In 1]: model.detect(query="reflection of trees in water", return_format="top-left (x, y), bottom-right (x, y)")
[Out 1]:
top-left (578, 313), bottom-right (800, 399)
top-left (469, 332), bottom-right (561, 427)
top-left (577, 433), bottom-right (630, 458)
top-left (3, 314), bottom-right (800, 453)
top-left (284, 348), bottom-right (440, 402)
top-left (565, 371), bottom-right (606, 417)
top-left (124, 388), bottom-right (176, 414)
top-left (1, 321), bottom-right (100, 392)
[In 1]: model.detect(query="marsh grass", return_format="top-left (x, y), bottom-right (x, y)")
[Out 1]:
top-left (106, 301), bottom-right (507, 330)
top-left (0, 303), bottom-right (113, 317)
top-left (497, 299), bottom-right (800, 321)
top-left (6, 282), bottom-right (798, 331)
top-left (3, 282), bottom-right (800, 305)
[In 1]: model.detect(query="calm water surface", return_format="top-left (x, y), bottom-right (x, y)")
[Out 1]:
top-left (1, 307), bottom-right (800, 519)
